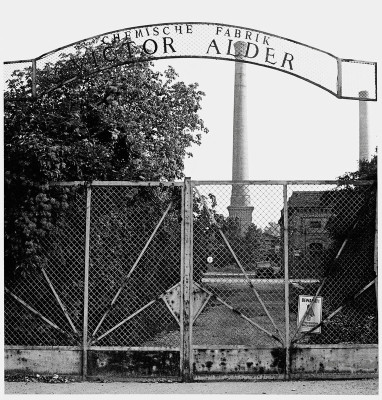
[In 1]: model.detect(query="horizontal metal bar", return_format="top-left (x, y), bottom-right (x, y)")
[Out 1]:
top-left (49, 180), bottom-right (374, 187)
top-left (4, 345), bottom-right (82, 350)
top-left (89, 346), bottom-right (180, 351)
top-left (193, 345), bottom-right (279, 350)
top-left (4, 59), bottom-right (34, 64)
top-left (49, 181), bottom-right (86, 186)
top-left (5, 342), bottom-right (377, 350)
top-left (294, 343), bottom-right (378, 349)
top-left (192, 180), bottom-right (374, 186)
top-left (50, 181), bottom-right (184, 187)
top-left (90, 181), bottom-right (184, 187)
top-left (6, 343), bottom-right (376, 351)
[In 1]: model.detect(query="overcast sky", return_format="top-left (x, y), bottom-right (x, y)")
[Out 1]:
top-left (1, 0), bottom-right (381, 181)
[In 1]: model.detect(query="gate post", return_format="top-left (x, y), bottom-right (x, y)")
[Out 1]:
top-left (82, 184), bottom-right (92, 380)
top-left (283, 184), bottom-right (291, 380)
top-left (374, 192), bottom-right (378, 310)
top-left (180, 177), bottom-right (193, 381)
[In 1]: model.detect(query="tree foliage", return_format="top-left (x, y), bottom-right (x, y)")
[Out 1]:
top-left (4, 42), bottom-right (208, 279)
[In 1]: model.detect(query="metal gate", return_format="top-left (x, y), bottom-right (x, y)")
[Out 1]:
top-left (188, 179), bottom-right (377, 380)
top-left (190, 181), bottom-right (287, 378)
top-left (85, 182), bottom-right (184, 379)
top-left (4, 178), bottom-right (377, 380)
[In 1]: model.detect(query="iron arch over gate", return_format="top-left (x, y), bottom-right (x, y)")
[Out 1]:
top-left (4, 22), bottom-right (377, 101)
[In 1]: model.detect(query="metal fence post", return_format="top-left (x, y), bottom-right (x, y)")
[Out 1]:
top-left (32, 59), bottom-right (37, 98)
top-left (82, 184), bottom-right (92, 380)
top-left (283, 184), bottom-right (291, 380)
top-left (374, 192), bottom-right (378, 310)
top-left (180, 177), bottom-right (193, 381)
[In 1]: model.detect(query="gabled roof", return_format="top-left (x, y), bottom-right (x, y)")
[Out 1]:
top-left (288, 191), bottom-right (331, 209)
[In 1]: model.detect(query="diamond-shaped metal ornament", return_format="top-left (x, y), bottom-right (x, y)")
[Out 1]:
top-left (162, 283), bottom-right (181, 325)
top-left (162, 282), bottom-right (211, 326)
top-left (192, 282), bottom-right (211, 324)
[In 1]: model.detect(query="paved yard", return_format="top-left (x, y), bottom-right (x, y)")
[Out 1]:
top-left (4, 378), bottom-right (378, 395)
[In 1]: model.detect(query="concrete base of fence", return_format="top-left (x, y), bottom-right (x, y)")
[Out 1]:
top-left (291, 344), bottom-right (378, 376)
top-left (193, 347), bottom-right (285, 375)
top-left (4, 346), bottom-right (82, 376)
top-left (87, 349), bottom-right (180, 378)
top-left (4, 344), bottom-right (378, 380)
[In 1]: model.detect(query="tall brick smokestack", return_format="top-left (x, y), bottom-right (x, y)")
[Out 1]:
top-left (359, 90), bottom-right (371, 165)
top-left (227, 41), bottom-right (254, 228)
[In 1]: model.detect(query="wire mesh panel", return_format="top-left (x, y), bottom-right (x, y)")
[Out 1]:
top-left (4, 186), bottom-right (87, 346)
top-left (286, 182), bottom-right (377, 345)
top-left (192, 183), bottom-right (285, 348)
top-left (87, 184), bottom-right (182, 348)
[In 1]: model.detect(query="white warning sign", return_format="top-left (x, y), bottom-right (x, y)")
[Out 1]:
top-left (298, 295), bottom-right (323, 334)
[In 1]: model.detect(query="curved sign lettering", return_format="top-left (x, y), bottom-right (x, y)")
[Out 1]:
top-left (4, 22), bottom-right (377, 100)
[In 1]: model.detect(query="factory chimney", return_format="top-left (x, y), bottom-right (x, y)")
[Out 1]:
top-left (227, 41), bottom-right (254, 229)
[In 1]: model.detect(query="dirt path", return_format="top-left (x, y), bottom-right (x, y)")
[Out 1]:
top-left (145, 283), bottom-right (290, 347)
top-left (4, 378), bottom-right (378, 395)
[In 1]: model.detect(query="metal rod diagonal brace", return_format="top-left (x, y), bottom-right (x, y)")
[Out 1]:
top-left (194, 187), bottom-right (284, 343)
top-left (91, 201), bottom-right (173, 338)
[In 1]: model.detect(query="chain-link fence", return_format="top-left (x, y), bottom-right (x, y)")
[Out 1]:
top-left (5, 182), bottom-right (183, 350)
top-left (286, 182), bottom-right (378, 345)
top-left (5, 185), bottom-right (87, 346)
top-left (87, 184), bottom-right (182, 348)
top-left (4, 179), bottom-right (377, 376)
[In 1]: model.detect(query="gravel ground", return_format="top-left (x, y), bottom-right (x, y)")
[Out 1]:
top-left (145, 284), bottom-right (290, 347)
top-left (4, 378), bottom-right (378, 395)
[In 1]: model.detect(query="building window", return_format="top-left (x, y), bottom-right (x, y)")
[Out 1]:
top-left (309, 220), bottom-right (322, 229)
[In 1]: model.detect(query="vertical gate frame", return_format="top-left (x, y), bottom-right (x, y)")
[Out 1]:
top-left (374, 192), bottom-right (378, 309)
top-left (82, 184), bottom-right (92, 380)
top-left (283, 184), bottom-right (291, 379)
top-left (180, 177), bottom-right (193, 382)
